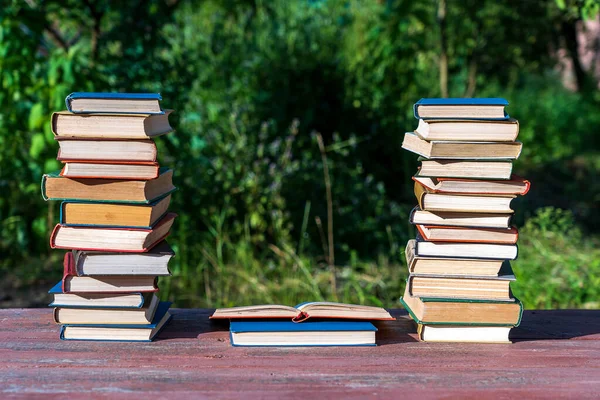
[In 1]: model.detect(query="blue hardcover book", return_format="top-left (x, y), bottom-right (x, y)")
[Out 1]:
top-left (229, 320), bottom-right (377, 347)
top-left (65, 92), bottom-right (163, 114)
top-left (59, 301), bottom-right (172, 342)
top-left (414, 98), bottom-right (509, 120)
top-left (48, 281), bottom-right (148, 308)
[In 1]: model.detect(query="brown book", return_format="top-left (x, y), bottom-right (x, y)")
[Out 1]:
top-left (400, 287), bottom-right (522, 326)
top-left (416, 225), bottom-right (518, 244)
top-left (417, 159), bottom-right (513, 180)
top-left (42, 168), bottom-right (175, 203)
top-left (405, 240), bottom-right (506, 277)
top-left (61, 195), bottom-right (171, 228)
top-left (56, 139), bottom-right (158, 162)
top-left (407, 272), bottom-right (515, 301)
top-left (50, 213), bottom-right (176, 252)
top-left (402, 132), bottom-right (522, 159)
top-left (60, 161), bottom-right (159, 180)
top-left (52, 110), bottom-right (173, 139)
top-left (414, 180), bottom-right (515, 213)
top-left (415, 118), bottom-right (519, 142)
top-left (409, 206), bottom-right (512, 229)
top-left (413, 175), bottom-right (530, 196)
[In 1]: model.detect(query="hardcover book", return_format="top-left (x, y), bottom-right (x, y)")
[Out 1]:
top-left (414, 180), bottom-right (516, 214)
top-left (415, 224), bottom-right (519, 244)
top-left (417, 158), bottom-right (513, 180)
top-left (52, 110), bottom-right (173, 140)
top-left (56, 139), bottom-right (158, 162)
top-left (408, 207), bottom-right (512, 229)
top-left (413, 98), bottom-right (509, 120)
top-left (71, 241), bottom-right (174, 276)
top-left (412, 175), bottom-right (530, 196)
top-left (405, 240), bottom-right (507, 277)
top-left (41, 168), bottom-right (176, 203)
top-left (417, 324), bottom-right (512, 343)
top-left (50, 213), bottom-right (176, 252)
top-left (60, 161), bottom-right (160, 180)
top-left (406, 265), bottom-right (516, 301)
top-left (53, 293), bottom-right (160, 325)
top-left (402, 132), bottom-right (522, 159)
top-left (48, 281), bottom-right (148, 308)
top-left (413, 233), bottom-right (518, 260)
top-left (60, 252), bottom-right (160, 294)
top-left (415, 118), bottom-right (519, 141)
top-left (400, 287), bottom-right (523, 326)
top-left (60, 301), bottom-right (172, 341)
top-left (211, 302), bottom-right (394, 322)
top-left (60, 195), bottom-right (171, 229)
top-left (65, 92), bottom-right (163, 114)
top-left (229, 320), bottom-right (378, 347)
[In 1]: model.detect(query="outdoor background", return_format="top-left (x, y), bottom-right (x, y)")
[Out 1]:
top-left (1, 0), bottom-right (599, 309)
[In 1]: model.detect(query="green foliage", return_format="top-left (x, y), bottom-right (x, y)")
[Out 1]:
top-left (512, 207), bottom-right (600, 309)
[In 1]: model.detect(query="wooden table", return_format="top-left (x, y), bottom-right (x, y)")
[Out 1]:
top-left (1, 309), bottom-right (599, 399)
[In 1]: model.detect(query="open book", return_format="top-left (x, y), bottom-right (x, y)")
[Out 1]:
top-left (211, 302), bottom-right (394, 322)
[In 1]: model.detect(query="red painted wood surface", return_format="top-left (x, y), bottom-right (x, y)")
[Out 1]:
top-left (1, 308), bottom-right (599, 399)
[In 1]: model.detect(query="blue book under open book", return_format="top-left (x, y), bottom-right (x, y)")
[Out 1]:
top-left (65, 92), bottom-right (164, 114)
top-left (229, 320), bottom-right (378, 347)
top-left (414, 98), bottom-right (510, 120)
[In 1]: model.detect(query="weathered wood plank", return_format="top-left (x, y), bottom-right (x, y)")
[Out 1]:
top-left (1, 309), bottom-right (599, 398)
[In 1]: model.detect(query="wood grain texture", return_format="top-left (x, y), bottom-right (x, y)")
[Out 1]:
top-left (1, 308), bottom-right (599, 399)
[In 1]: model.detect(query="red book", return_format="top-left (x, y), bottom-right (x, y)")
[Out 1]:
top-left (61, 252), bottom-right (159, 293)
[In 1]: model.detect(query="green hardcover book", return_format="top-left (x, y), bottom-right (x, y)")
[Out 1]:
top-left (399, 286), bottom-right (523, 327)
top-left (41, 168), bottom-right (176, 203)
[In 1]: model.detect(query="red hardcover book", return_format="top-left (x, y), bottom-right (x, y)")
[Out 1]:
top-left (60, 251), bottom-right (159, 293)
top-left (50, 213), bottom-right (176, 252)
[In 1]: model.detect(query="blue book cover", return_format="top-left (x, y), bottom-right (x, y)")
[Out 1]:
top-left (65, 92), bottom-right (163, 114)
top-left (230, 320), bottom-right (377, 347)
top-left (414, 98), bottom-right (509, 120)
top-left (48, 281), bottom-right (147, 309)
top-left (59, 301), bottom-right (172, 342)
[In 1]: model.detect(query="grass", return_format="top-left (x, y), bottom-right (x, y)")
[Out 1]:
top-left (2, 207), bottom-right (597, 310)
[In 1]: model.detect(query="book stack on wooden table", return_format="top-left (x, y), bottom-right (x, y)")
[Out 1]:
top-left (42, 93), bottom-right (176, 341)
top-left (400, 98), bottom-right (529, 343)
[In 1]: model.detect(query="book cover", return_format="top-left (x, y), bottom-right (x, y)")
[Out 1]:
top-left (65, 92), bottom-right (163, 114)
top-left (41, 168), bottom-right (177, 203)
top-left (48, 281), bottom-right (147, 308)
top-left (399, 296), bottom-right (523, 327)
top-left (59, 301), bottom-right (172, 342)
top-left (412, 175), bottom-right (531, 196)
top-left (230, 320), bottom-right (377, 347)
top-left (59, 195), bottom-right (170, 229)
top-left (50, 213), bottom-right (175, 253)
top-left (414, 98), bottom-right (510, 120)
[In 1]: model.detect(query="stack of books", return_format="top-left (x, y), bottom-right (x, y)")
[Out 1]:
top-left (400, 98), bottom-right (528, 343)
top-left (42, 92), bottom-right (176, 341)
top-left (211, 302), bottom-right (395, 346)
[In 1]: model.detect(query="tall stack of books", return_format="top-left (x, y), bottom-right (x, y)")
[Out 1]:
top-left (400, 98), bottom-right (529, 343)
top-left (42, 93), bottom-right (176, 341)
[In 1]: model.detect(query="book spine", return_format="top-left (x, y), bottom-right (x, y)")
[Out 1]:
top-left (413, 181), bottom-right (427, 210)
top-left (65, 93), bottom-right (74, 113)
top-left (51, 112), bottom-right (59, 137)
top-left (40, 174), bottom-right (49, 201)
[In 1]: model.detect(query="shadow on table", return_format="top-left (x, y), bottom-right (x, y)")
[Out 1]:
top-left (156, 308), bottom-right (228, 340)
top-left (511, 309), bottom-right (600, 342)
